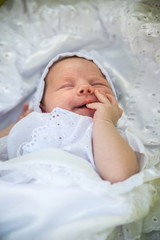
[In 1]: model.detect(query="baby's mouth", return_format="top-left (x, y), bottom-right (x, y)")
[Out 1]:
top-left (74, 103), bottom-right (95, 117)
top-left (78, 104), bottom-right (87, 108)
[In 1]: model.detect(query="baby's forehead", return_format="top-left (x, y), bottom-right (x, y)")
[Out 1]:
top-left (44, 57), bottom-right (113, 92)
top-left (48, 56), bottom-right (106, 79)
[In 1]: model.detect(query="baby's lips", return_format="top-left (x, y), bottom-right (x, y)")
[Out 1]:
top-left (76, 97), bottom-right (97, 108)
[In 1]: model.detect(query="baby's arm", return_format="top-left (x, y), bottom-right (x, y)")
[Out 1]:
top-left (0, 123), bottom-right (15, 138)
top-left (0, 103), bottom-right (33, 138)
top-left (87, 90), bottom-right (139, 183)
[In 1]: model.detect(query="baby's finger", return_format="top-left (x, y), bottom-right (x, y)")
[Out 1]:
top-left (16, 103), bottom-right (32, 122)
top-left (86, 102), bottom-right (101, 110)
top-left (22, 103), bottom-right (29, 113)
top-left (105, 93), bottom-right (118, 106)
top-left (119, 107), bottom-right (123, 117)
top-left (24, 109), bottom-right (33, 117)
top-left (94, 90), bottom-right (110, 104)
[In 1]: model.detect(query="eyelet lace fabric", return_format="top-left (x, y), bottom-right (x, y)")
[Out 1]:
top-left (0, 0), bottom-right (160, 239)
top-left (8, 107), bottom-right (146, 170)
top-left (8, 108), bottom-right (94, 165)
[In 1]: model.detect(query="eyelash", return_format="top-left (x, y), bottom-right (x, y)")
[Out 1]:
top-left (59, 84), bottom-right (73, 89)
top-left (92, 82), bottom-right (107, 87)
top-left (58, 82), bottom-right (107, 90)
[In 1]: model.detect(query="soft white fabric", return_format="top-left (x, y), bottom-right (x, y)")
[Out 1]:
top-left (7, 108), bottom-right (94, 165)
top-left (0, 0), bottom-right (160, 239)
top-left (7, 107), bottom-right (147, 171)
top-left (0, 136), bottom-right (8, 161)
top-left (0, 148), bottom-right (160, 240)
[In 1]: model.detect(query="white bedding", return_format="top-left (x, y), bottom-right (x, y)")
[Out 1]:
top-left (0, 0), bottom-right (160, 239)
top-left (0, 148), bottom-right (160, 240)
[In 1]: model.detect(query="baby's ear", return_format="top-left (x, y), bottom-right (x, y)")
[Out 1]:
top-left (40, 103), bottom-right (46, 113)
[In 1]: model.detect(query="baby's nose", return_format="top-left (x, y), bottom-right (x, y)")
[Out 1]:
top-left (77, 84), bottom-right (93, 96)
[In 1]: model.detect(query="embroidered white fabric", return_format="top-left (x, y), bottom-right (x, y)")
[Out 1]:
top-left (8, 108), bottom-right (94, 165)
top-left (7, 107), bottom-right (147, 171)
top-left (0, 0), bottom-right (160, 239)
top-left (0, 148), bottom-right (160, 240)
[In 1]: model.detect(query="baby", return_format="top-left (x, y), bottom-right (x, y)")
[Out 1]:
top-left (6, 51), bottom-right (147, 183)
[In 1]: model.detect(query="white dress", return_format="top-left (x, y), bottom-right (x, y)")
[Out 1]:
top-left (7, 107), bottom-right (147, 171)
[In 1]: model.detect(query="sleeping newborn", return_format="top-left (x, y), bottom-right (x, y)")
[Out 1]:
top-left (7, 51), bottom-right (147, 183)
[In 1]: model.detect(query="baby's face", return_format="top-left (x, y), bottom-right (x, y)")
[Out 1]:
top-left (41, 57), bottom-right (114, 117)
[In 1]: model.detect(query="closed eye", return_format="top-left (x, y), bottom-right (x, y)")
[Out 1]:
top-left (92, 82), bottom-right (108, 87)
top-left (57, 83), bottom-right (73, 90)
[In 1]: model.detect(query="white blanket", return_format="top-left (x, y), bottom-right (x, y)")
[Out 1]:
top-left (0, 0), bottom-right (160, 239)
top-left (0, 148), bottom-right (160, 240)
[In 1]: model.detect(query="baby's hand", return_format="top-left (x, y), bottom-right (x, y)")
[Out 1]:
top-left (16, 103), bottom-right (33, 122)
top-left (0, 103), bottom-right (33, 138)
top-left (86, 90), bottom-right (123, 125)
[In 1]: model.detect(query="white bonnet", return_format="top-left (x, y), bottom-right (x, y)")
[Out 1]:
top-left (33, 50), bottom-right (118, 112)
